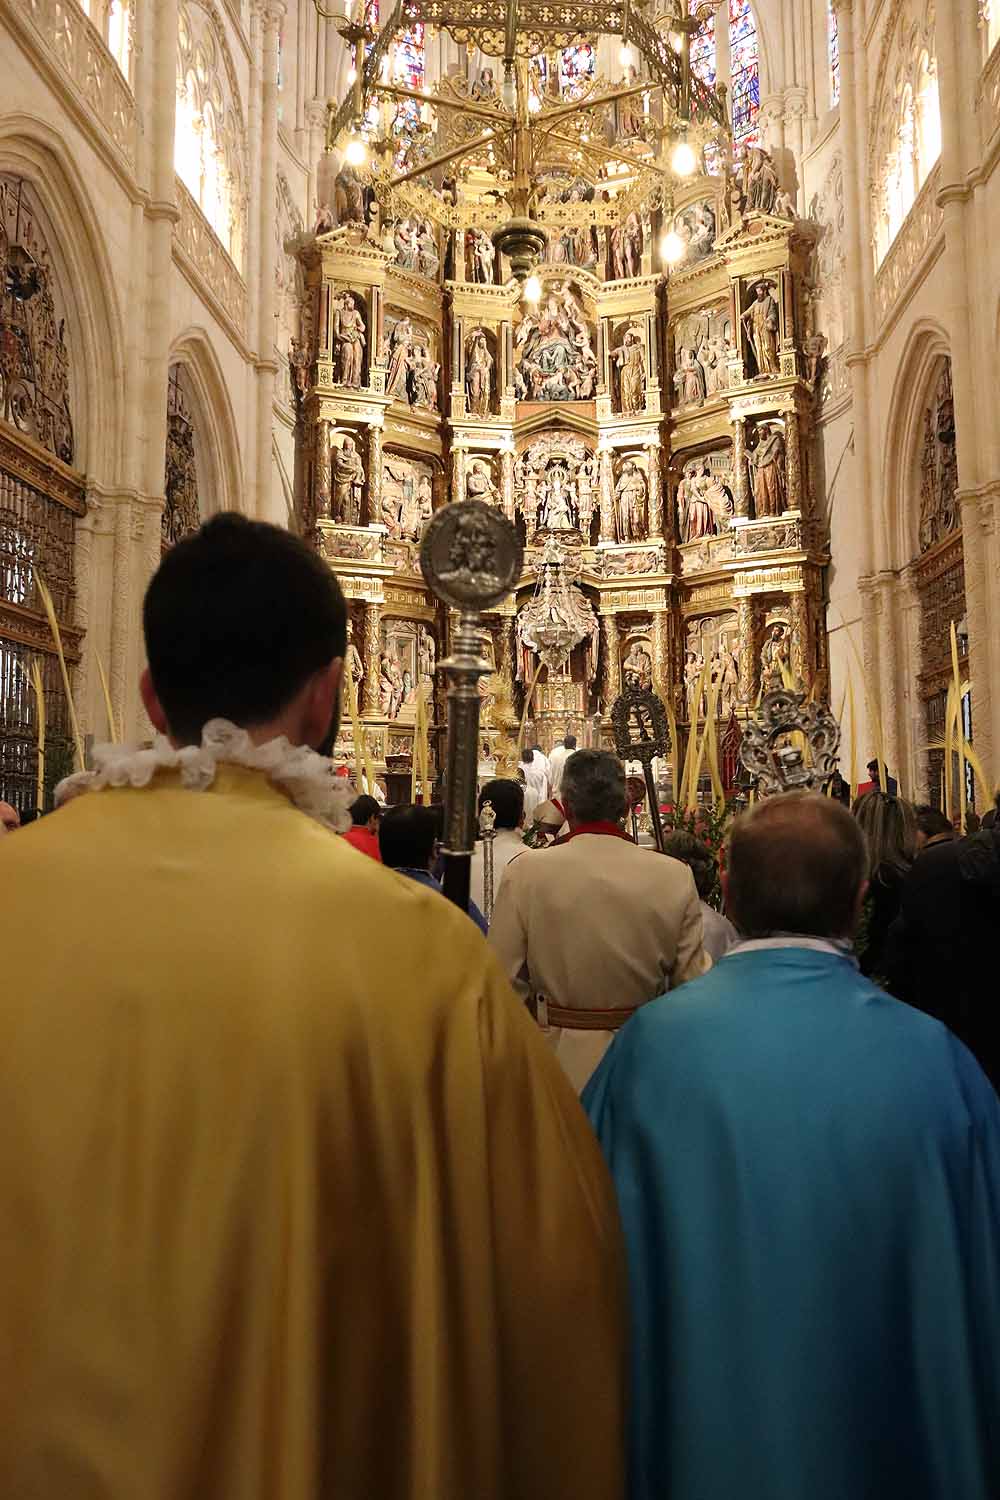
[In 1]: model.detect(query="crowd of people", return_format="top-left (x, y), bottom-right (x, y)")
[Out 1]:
top-left (0, 513), bottom-right (998, 1499)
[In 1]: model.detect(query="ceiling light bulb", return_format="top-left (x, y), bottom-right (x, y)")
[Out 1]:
top-left (346, 65), bottom-right (358, 85)
top-left (619, 44), bottom-right (632, 67)
top-left (528, 93), bottom-right (542, 113)
top-left (671, 139), bottom-right (697, 176)
top-left (523, 273), bottom-right (542, 302)
top-left (661, 229), bottom-right (686, 265)
top-left (345, 135), bottom-right (368, 166)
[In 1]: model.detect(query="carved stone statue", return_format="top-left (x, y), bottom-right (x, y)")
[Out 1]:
top-left (288, 337), bottom-right (309, 404)
top-left (744, 147), bottom-right (779, 216)
top-left (751, 425), bottom-right (787, 517)
top-left (379, 651), bottom-right (405, 719)
top-left (471, 65), bottom-right (499, 103)
top-left (393, 219), bottom-right (420, 271)
top-left (465, 458), bottom-right (499, 506)
top-left (614, 460), bottom-right (648, 542)
top-left (774, 188), bottom-right (796, 220)
top-left (385, 316), bottom-right (413, 402)
top-left (612, 327), bottom-right (646, 415)
top-left (617, 66), bottom-right (644, 139)
top-left (418, 626), bottom-right (436, 685)
top-left (610, 212), bottom-right (642, 280)
top-left (759, 622), bottom-right (791, 692)
top-left (332, 433), bottom-right (365, 525)
top-left (469, 228), bottom-right (495, 284)
top-left (333, 291), bottom-right (366, 387)
top-left (537, 462), bottom-right (577, 531)
top-left (684, 649), bottom-right (704, 719)
top-left (345, 618), bottom-right (364, 692)
top-left (416, 219), bottom-right (440, 278)
top-left (804, 331), bottom-right (828, 388)
top-left (465, 329), bottom-right (494, 416)
top-left (334, 162), bottom-right (366, 225)
top-left (410, 345), bottom-right (439, 410)
top-left (711, 649), bottom-right (740, 716)
top-left (623, 641), bottom-right (653, 691)
top-left (742, 279), bottom-right (780, 377)
top-left (674, 345), bottom-right (707, 407)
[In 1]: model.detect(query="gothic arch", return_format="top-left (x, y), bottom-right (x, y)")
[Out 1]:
top-left (881, 318), bottom-right (950, 570)
top-left (0, 116), bottom-right (126, 479)
top-left (168, 327), bottom-right (244, 516)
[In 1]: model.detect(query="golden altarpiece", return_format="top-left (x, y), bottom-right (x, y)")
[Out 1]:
top-left (294, 0), bottom-right (830, 791)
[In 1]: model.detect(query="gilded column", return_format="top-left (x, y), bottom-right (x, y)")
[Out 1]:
top-left (789, 588), bottom-right (809, 689)
top-left (732, 416), bottom-right (750, 517)
top-left (599, 447), bottom-right (616, 542)
top-left (645, 441), bottom-right (663, 536)
top-left (314, 418), bottom-right (331, 520)
top-left (362, 601), bottom-right (383, 715)
top-left (601, 613), bottom-right (621, 707)
top-left (500, 445), bottom-right (515, 520)
top-left (785, 409), bottom-right (802, 514)
top-left (254, 0), bottom-right (286, 522)
top-left (737, 596), bottom-right (756, 703)
top-left (651, 609), bottom-right (670, 700)
top-left (451, 443), bottom-right (466, 501)
top-left (368, 423), bottom-right (383, 527)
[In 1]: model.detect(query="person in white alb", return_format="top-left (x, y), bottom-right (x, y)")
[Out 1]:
top-left (489, 749), bottom-right (710, 1091)
top-left (546, 732), bottom-right (577, 798)
top-left (470, 778), bottom-right (530, 921)
top-left (519, 747), bottom-right (548, 820)
top-left (530, 743), bottom-right (551, 787)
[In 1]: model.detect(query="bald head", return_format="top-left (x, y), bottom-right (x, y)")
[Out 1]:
top-left (0, 801), bottom-right (20, 834)
top-left (726, 791), bottom-right (867, 940)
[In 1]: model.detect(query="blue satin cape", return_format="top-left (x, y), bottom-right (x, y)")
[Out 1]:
top-left (584, 945), bottom-right (1000, 1500)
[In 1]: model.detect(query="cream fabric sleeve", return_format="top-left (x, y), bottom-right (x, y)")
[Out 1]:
top-left (671, 868), bottom-right (713, 987)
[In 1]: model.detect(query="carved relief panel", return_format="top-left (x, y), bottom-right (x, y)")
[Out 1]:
top-left (672, 199), bottom-right (718, 265)
top-left (381, 451), bottom-right (434, 541)
top-left (0, 176), bottom-right (74, 465)
top-left (513, 280), bottom-right (598, 402)
top-left (917, 359), bottom-right (958, 554)
top-left (684, 612), bottom-right (740, 719)
top-left (384, 308), bottom-right (440, 412)
top-left (163, 365), bottom-right (201, 548)
top-left (387, 215), bottom-right (441, 280)
top-left (672, 301), bottom-right (734, 409)
top-left (677, 448), bottom-right (735, 544)
top-left (513, 433), bottom-right (597, 540)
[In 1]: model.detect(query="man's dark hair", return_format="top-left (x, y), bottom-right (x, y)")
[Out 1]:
top-left (378, 804), bottom-right (438, 870)
top-left (564, 733), bottom-right (578, 749)
top-left (562, 749), bottom-right (627, 825)
top-left (726, 792), bottom-right (867, 939)
top-left (478, 778), bottom-right (524, 830)
top-left (350, 794), bottom-right (381, 827)
top-left (144, 513), bottom-right (347, 743)
top-left (914, 804), bottom-right (953, 842)
top-left (520, 747), bottom-right (534, 765)
top-left (662, 830), bottom-right (717, 900)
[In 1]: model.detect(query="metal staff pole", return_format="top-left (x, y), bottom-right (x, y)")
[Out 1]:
top-left (420, 500), bottom-right (523, 913)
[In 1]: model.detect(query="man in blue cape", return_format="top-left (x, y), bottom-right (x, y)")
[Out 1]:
top-left (585, 791), bottom-right (1000, 1500)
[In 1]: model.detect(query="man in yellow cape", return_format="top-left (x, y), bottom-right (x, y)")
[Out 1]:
top-left (0, 515), bottom-right (625, 1499)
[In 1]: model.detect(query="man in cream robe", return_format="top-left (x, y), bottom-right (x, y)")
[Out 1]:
top-left (490, 749), bottom-right (709, 1090)
top-left (0, 516), bottom-right (625, 1500)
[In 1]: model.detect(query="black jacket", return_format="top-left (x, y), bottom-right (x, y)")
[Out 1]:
top-left (887, 829), bottom-right (1000, 1088)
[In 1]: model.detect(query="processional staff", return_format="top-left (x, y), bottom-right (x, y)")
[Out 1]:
top-left (419, 499), bottom-right (522, 913)
top-left (609, 686), bottom-right (670, 854)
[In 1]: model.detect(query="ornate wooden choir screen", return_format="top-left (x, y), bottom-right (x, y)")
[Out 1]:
top-left (0, 176), bottom-right (83, 819)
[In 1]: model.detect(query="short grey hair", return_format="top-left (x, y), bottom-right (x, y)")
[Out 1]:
top-left (726, 791), bottom-right (868, 939)
top-left (561, 749), bottom-right (627, 825)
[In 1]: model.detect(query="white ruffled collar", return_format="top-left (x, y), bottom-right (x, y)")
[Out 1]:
top-left (56, 718), bottom-right (354, 833)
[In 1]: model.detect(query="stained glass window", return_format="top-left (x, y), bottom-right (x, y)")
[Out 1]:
top-left (828, 1), bottom-right (840, 108)
top-left (560, 42), bottom-right (595, 96)
top-left (690, 3), bottom-right (716, 88)
top-left (729, 0), bottom-right (759, 147)
top-left (393, 23), bottom-right (425, 88)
